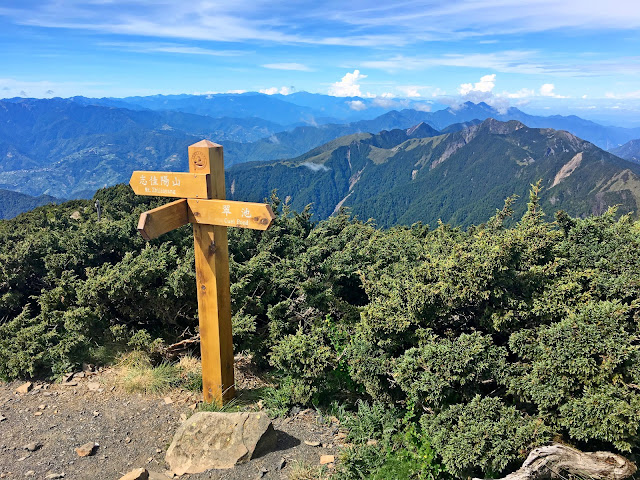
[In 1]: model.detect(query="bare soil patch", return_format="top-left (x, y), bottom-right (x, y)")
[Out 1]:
top-left (0, 363), bottom-right (339, 480)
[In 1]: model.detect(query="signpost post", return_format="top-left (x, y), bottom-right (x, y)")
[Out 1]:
top-left (130, 140), bottom-right (275, 406)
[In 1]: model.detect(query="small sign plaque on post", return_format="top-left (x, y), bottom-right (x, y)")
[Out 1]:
top-left (130, 140), bottom-right (275, 405)
top-left (130, 171), bottom-right (210, 199)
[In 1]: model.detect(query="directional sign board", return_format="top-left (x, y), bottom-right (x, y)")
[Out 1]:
top-left (129, 171), bottom-right (210, 198)
top-left (137, 199), bottom-right (189, 241)
top-left (130, 140), bottom-right (275, 406)
top-left (188, 199), bottom-right (275, 230)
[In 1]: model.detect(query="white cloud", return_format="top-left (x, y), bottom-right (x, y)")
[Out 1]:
top-left (539, 83), bottom-right (567, 98)
top-left (503, 88), bottom-right (535, 99)
top-left (302, 162), bottom-right (330, 172)
top-left (540, 83), bottom-right (554, 96)
top-left (0, 77), bottom-right (103, 98)
top-left (413, 103), bottom-right (432, 112)
top-left (370, 97), bottom-right (424, 109)
top-left (605, 90), bottom-right (640, 99)
top-left (459, 74), bottom-right (496, 95)
top-left (329, 70), bottom-right (366, 97)
top-left (326, 1), bottom-right (640, 42)
top-left (362, 52), bottom-right (545, 74)
top-left (227, 89), bottom-right (247, 94)
top-left (100, 42), bottom-right (247, 57)
top-left (360, 52), bottom-right (640, 79)
top-left (3, 1), bottom-right (640, 50)
top-left (372, 97), bottom-right (399, 108)
top-left (262, 63), bottom-right (312, 71)
top-left (396, 86), bottom-right (422, 98)
top-left (347, 100), bottom-right (366, 111)
top-left (259, 86), bottom-right (292, 95)
top-left (455, 74), bottom-right (521, 113)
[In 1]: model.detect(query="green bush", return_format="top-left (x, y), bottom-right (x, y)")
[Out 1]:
top-left (269, 327), bottom-right (334, 404)
top-left (421, 396), bottom-right (551, 476)
top-left (334, 401), bottom-right (449, 480)
top-left (393, 332), bottom-right (508, 408)
top-left (1, 185), bottom-right (640, 476)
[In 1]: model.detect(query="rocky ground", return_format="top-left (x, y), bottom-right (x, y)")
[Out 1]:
top-left (0, 364), bottom-right (340, 480)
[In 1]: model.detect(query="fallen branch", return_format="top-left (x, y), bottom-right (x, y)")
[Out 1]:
top-left (474, 444), bottom-right (637, 480)
top-left (164, 334), bottom-right (200, 359)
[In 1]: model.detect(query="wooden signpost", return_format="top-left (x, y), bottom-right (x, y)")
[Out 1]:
top-left (130, 140), bottom-right (275, 405)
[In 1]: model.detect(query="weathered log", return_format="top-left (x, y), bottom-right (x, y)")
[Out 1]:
top-left (474, 444), bottom-right (637, 480)
top-left (164, 334), bottom-right (200, 359)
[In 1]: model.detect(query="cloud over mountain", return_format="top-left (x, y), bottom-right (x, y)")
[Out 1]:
top-left (329, 70), bottom-right (367, 97)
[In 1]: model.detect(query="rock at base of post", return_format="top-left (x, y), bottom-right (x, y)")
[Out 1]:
top-left (165, 412), bottom-right (277, 475)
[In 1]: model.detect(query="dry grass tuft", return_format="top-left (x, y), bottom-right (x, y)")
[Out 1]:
top-left (115, 351), bottom-right (181, 394)
top-left (287, 460), bottom-right (328, 480)
top-left (178, 355), bottom-right (201, 375)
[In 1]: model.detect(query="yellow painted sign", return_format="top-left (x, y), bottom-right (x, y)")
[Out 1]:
top-left (137, 199), bottom-right (189, 241)
top-left (129, 171), bottom-right (210, 198)
top-left (188, 199), bottom-right (275, 230)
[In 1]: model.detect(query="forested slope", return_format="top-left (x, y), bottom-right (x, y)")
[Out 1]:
top-left (0, 189), bottom-right (60, 219)
top-left (229, 119), bottom-right (640, 226)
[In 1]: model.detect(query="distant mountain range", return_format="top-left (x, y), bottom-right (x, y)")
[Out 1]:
top-left (2, 93), bottom-right (640, 219)
top-left (67, 91), bottom-right (442, 124)
top-left (62, 93), bottom-right (640, 150)
top-left (228, 118), bottom-right (640, 227)
top-left (0, 188), bottom-right (60, 219)
top-left (610, 139), bottom-right (640, 163)
top-left (0, 99), bottom-right (443, 198)
top-left (68, 93), bottom-right (328, 126)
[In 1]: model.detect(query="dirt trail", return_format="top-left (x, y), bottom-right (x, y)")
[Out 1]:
top-left (0, 369), bottom-right (338, 480)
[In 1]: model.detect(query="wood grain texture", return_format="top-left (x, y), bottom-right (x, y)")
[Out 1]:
top-left (474, 444), bottom-right (636, 480)
top-left (187, 199), bottom-right (275, 230)
top-left (189, 141), bottom-right (236, 405)
top-left (136, 199), bottom-right (189, 241)
top-left (129, 171), bottom-right (210, 199)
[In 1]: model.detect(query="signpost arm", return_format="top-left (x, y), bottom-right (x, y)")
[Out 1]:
top-left (137, 199), bottom-right (189, 241)
top-left (188, 140), bottom-right (235, 405)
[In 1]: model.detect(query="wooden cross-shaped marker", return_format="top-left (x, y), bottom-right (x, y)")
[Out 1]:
top-left (130, 140), bottom-right (275, 405)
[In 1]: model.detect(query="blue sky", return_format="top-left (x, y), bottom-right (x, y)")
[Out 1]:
top-left (1, 0), bottom-right (639, 124)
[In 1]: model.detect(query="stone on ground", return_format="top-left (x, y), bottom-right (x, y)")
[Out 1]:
top-left (16, 382), bottom-right (32, 394)
top-left (320, 454), bottom-right (335, 465)
top-left (24, 442), bottom-right (41, 452)
top-left (165, 412), bottom-right (277, 475)
top-left (87, 382), bottom-right (100, 391)
top-left (148, 471), bottom-right (172, 480)
top-left (118, 468), bottom-right (149, 480)
top-left (74, 441), bottom-right (97, 457)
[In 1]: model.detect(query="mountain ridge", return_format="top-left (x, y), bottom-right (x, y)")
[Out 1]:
top-left (610, 139), bottom-right (640, 163)
top-left (0, 188), bottom-right (61, 219)
top-left (228, 118), bottom-right (640, 227)
top-left (2, 96), bottom-right (640, 201)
